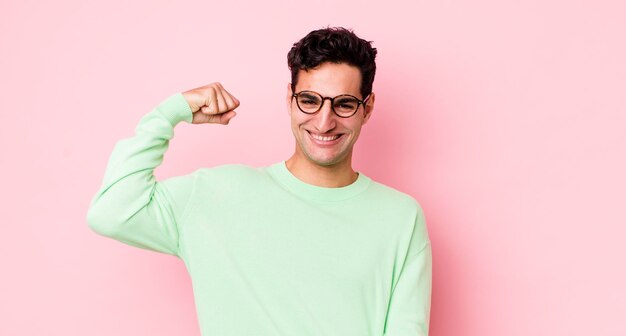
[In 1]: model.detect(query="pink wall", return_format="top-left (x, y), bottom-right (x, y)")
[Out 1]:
top-left (1, 0), bottom-right (624, 335)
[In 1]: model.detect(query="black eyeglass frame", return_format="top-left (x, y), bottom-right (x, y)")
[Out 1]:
top-left (291, 90), bottom-right (371, 118)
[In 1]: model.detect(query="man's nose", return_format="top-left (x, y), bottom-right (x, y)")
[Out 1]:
top-left (314, 99), bottom-right (337, 132)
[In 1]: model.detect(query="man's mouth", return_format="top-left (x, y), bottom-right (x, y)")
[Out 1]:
top-left (307, 130), bottom-right (343, 145)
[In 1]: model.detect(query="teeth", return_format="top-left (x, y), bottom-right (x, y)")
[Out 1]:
top-left (310, 133), bottom-right (340, 141)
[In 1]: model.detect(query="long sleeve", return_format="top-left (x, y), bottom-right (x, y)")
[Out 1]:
top-left (86, 93), bottom-right (195, 258)
top-left (383, 205), bottom-right (433, 336)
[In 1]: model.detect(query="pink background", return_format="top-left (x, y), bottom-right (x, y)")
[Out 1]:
top-left (1, 0), bottom-right (625, 335)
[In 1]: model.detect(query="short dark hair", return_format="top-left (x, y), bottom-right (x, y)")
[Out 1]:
top-left (287, 26), bottom-right (377, 99)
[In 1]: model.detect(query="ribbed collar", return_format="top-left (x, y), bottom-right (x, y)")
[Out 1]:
top-left (265, 160), bottom-right (371, 202)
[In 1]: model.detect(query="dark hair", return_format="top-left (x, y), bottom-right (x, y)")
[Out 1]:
top-left (287, 26), bottom-right (377, 99)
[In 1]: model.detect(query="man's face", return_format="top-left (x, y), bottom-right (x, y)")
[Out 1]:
top-left (286, 62), bottom-right (375, 168)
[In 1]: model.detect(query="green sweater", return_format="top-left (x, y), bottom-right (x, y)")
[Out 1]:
top-left (86, 93), bottom-right (432, 336)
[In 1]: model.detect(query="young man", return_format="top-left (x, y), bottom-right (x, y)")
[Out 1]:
top-left (87, 27), bottom-right (432, 336)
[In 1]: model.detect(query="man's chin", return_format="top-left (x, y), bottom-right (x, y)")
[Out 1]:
top-left (294, 141), bottom-right (350, 168)
top-left (304, 153), bottom-right (346, 168)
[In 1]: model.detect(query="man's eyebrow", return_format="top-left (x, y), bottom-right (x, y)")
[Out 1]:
top-left (300, 92), bottom-right (319, 98)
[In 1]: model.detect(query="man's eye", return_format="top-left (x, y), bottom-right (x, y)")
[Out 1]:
top-left (336, 100), bottom-right (357, 109)
top-left (301, 99), bottom-right (318, 105)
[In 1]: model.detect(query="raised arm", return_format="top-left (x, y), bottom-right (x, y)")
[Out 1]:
top-left (86, 83), bottom-right (240, 257)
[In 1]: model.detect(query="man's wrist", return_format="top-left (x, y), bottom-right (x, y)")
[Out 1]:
top-left (155, 92), bottom-right (193, 126)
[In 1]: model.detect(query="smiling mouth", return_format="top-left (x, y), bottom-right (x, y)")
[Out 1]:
top-left (307, 130), bottom-right (344, 144)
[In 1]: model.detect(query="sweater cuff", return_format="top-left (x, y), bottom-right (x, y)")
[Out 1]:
top-left (155, 92), bottom-right (193, 125)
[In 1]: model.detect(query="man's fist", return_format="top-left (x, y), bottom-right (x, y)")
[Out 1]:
top-left (182, 82), bottom-right (240, 125)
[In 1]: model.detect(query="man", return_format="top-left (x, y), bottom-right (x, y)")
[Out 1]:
top-left (87, 27), bottom-right (432, 335)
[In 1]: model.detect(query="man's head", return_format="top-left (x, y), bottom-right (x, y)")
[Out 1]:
top-left (287, 27), bottom-right (377, 99)
top-left (286, 27), bottom-right (377, 169)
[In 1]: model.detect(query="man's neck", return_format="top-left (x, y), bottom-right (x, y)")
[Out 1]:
top-left (284, 155), bottom-right (358, 188)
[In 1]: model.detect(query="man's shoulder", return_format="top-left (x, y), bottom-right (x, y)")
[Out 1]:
top-left (173, 164), bottom-right (270, 198)
top-left (360, 178), bottom-right (428, 242)
top-left (190, 163), bottom-right (273, 186)
top-left (191, 163), bottom-right (266, 179)
top-left (365, 177), bottom-right (423, 212)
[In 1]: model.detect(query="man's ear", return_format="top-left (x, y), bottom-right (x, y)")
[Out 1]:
top-left (362, 92), bottom-right (375, 125)
top-left (286, 83), bottom-right (293, 116)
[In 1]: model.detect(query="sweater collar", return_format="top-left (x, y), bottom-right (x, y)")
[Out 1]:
top-left (266, 160), bottom-right (371, 202)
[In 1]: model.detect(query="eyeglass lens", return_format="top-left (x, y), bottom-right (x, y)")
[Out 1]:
top-left (296, 92), bottom-right (359, 116)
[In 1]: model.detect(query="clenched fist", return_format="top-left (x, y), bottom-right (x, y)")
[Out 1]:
top-left (182, 82), bottom-right (240, 125)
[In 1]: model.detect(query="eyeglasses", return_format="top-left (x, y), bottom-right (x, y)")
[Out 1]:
top-left (292, 90), bottom-right (370, 118)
